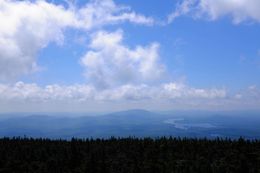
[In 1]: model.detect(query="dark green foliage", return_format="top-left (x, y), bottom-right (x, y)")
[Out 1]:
top-left (0, 137), bottom-right (259, 173)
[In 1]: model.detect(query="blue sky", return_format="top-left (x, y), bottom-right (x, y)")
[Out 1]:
top-left (0, 0), bottom-right (260, 112)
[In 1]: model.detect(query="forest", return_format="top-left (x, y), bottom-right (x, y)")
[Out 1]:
top-left (0, 137), bottom-right (259, 173)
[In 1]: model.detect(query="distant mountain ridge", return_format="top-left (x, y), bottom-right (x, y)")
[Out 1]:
top-left (0, 110), bottom-right (260, 139)
top-left (108, 109), bottom-right (154, 115)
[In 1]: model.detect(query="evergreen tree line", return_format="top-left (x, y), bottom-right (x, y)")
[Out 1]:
top-left (0, 137), bottom-right (259, 173)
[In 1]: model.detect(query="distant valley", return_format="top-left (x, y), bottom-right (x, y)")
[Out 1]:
top-left (0, 110), bottom-right (260, 139)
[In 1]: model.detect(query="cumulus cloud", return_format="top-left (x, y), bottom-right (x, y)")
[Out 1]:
top-left (161, 83), bottom-right (226, 99)
top-left (2, 0), bottom-right (259, 112)
top-left (168, 0), bottom-right (260, 24)
top-left (0, 81), bottom-right (226, 102)
top-left (0, 0), bottom-right (76, 80)
top-left (80, 30), bottom-right (165, 88)
top-left (0, 81), bottom-right (228, 112)
top-left (3, 81), bottom-right (260, 112)
top-left (0, 0), bottom-right (154, 80)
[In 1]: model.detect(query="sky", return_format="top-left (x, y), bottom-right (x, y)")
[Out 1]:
top-left (0, 0), bottom-right (260, 112)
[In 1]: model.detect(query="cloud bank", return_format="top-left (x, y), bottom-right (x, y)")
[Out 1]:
top-left (0, 82), bottom-right (226, 101)
top-left (0, 81), bottom-right (230, 112)
top-left (1, 81), bottom-right (259, 112)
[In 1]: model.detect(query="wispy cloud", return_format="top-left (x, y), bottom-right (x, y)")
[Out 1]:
top-left (168, 0), bottom-right (197, 23)
top-left (168, 0), bottom-right (260, 24)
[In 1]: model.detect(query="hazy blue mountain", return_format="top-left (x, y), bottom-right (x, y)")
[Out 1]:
top-left (0, 110), bottom-right (259, 139)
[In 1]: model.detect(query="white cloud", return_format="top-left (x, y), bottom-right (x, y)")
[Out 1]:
top-left (168, 0), bottom-right (260, 24)
top-left (168, 0), bottom-right (197, 23)
top-left (80, 30), bottom-right (165, 88)
top-left (0, 82), bottom-right (94, 102)
top-left (248, 85), bottom-right (257, 90)
top-left (234, 94), bottom-right (242, 99)
top-left (0, 81), bottom-right (226, 101)
top-left (161, 83), bottom-right (226, 99)
top-left (76, 0), bottom-right (154, 29)
top-left (0, 0), bottom-right (154, 80)
top-left (2, 81), bottom-right (260, 112)
top-left (231, 85), bottom-right (260, 108)
top-left (0, 0), bottom-right (76, 80)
